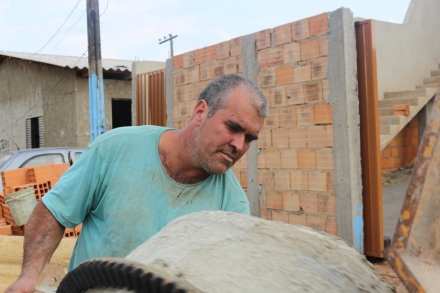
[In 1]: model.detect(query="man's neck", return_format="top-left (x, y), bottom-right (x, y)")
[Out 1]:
top-left (159, 129), bottom-right (209, 184)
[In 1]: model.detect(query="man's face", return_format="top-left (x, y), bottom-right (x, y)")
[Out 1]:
top-left (191, 86), bottom-right (265, 175)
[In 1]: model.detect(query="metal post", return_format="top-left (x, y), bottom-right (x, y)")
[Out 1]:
top-left (159, 34), bottom-right (178, 58)
top-left (87, 0), bottom-right (105, 142)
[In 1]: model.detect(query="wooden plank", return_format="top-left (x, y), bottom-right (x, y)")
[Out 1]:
top-left (355, 20), bottom-right (384, 257)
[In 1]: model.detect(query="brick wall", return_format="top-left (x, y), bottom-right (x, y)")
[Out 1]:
top-left (381, 117), bottom-right (419, 172)
top-left (171, 12), bottom-right (336, 235)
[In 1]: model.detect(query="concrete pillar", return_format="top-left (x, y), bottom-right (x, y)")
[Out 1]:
top-left (418, 98), bottom-right (434, 144)
top-left (165, 58), bottom-right (174, 128)
top-left (327, 8), bottom-right (363, 252)
top-left (242, 34), bottom-right (260, 217)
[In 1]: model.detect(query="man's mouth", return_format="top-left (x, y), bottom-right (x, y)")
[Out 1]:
top-left (221, 152), bottom-right (235, 163)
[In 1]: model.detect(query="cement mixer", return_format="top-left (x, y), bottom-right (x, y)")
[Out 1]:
top-left (56, 211), bottom-right (394, 293)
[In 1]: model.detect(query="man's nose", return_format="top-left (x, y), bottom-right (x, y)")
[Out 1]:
top-left (230, 133), bottom-right (246, 154)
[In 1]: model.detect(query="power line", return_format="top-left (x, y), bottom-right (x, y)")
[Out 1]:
top-left (46, 10), bottom-right (86, 54)
top-left (25, 0), bottom-right (82, 59)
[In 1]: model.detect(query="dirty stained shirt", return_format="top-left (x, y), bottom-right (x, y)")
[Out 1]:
top-left (42, 125), bottom-right (249, 271)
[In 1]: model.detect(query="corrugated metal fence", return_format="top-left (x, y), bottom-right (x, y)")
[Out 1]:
top-left (136, 69), bottom-right (166, 126)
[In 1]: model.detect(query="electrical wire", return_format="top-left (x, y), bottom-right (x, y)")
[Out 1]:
top-left (46, 10), bottom-right (86, 54)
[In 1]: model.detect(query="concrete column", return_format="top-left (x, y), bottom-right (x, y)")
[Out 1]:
top-left (242, 34), bottom-right (260, 217)
top-left (418, 98), bottom-right (434, 145)
top-left (165, 58), bottom-right (174, 128)
top-left (131, 61), bottom-right (137, 126)
top-left (327, 8), bottom-right (364, 252)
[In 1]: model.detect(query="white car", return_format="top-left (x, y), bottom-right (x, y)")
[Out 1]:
top-left (0, 147), bottom-right (83, 192)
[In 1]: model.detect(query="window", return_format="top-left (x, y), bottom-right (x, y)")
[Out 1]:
top-left (26, 117), bottom-right (44, 149)
top-left (20, 154), bottom-right (64, 167)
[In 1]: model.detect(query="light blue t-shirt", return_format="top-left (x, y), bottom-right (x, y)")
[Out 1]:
top-left (42, 126), bottom-right (249, 271)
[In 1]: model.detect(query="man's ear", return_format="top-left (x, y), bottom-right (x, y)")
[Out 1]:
top-left (192, 99), bottom-right (208, 125)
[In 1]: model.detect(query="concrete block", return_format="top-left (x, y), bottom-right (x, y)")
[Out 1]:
top-left (288, 127), bottom-right (307, 148)
top-left (291, 18), bottom-right (310, 41)
top-left (298, 149), bottom-right (317, 169)
top-left (307, 126), bottom-right (326, 147)
top-left (267, 47), bottom-right (284, 67)
top-left (311, 57), bottom-right (327, 80)
top-left (283, 42), bottom-right (301, 64)
top-left (255, 29), bottom-right (271, 50)
top-left (301, 38), bottom-right (320, 60)
top-left (276, 65), bottom-right (294, 85)
top-left (304, 81), bottom-right (323, 102)
top-left (296, 105), bottom-right (315, 126)
top-left (279, 107), bottom-right (297, 127)
top-left (274, 23), bottom-right (292, 45)
top-left (217, 41), bottom-right (230, 59)
top-left (300, 193), bottom-right (318, 213)
top-left (286, 84), bottom-right (305, 105)
top-left (309, 13), bottom-right (328, 36)
top-left (293, 63), bottom-right (311, 83)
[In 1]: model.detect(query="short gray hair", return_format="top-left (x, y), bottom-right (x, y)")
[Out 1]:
top-left (197, 75), bottom-right (268, 117)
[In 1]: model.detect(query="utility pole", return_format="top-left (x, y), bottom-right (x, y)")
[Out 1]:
top-left (87, 0), bottom-right (105, 142)
top-left (159, 34), bottom-right (178, 57)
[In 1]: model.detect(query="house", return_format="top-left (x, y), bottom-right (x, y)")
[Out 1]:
top-left (0, 51), bottom-right (164, 155)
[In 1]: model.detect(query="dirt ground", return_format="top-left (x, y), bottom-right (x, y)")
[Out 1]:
top-left (373, 261), bottom-right (409, 293)
top-left (381, 165), bottom-right (413, 186)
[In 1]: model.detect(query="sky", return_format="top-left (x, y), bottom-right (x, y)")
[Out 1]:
top-left (0, 0), bottom-right (412, 62)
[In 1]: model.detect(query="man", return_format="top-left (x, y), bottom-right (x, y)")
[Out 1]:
top-left (6, 74), bottom-right (268, 293)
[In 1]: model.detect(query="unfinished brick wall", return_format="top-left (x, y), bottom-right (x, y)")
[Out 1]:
top-left (171, 13), bottom-right (336, 235)
top-left (381, 117), bottom-right (419, 172)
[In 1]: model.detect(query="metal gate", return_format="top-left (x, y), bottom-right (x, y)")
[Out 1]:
top-left (136, 69), bottom-right (166, 126)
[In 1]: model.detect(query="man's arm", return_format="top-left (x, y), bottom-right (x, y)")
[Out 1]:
top-left (5, 201), bottom-right (65, 293)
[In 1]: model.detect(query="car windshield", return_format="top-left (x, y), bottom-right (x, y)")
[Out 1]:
top-left (0, 152), bottom-right (13, 169)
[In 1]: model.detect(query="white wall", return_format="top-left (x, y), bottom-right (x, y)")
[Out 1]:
top-left (375, 0), bottom-right (440, 99)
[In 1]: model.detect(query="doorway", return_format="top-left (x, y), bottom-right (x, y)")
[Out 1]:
top-left (112, 99), bottom-right (132, 129)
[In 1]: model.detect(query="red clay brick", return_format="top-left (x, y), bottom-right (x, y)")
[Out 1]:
top-left (240, 170), bottom-right (248, 188)
top-left (268, 47), bottom-right (284, 67)
top-left (318, 194), bottom-right (335, 215)
top-left (173, 54), bottom-right (183, 69)
top-left (265, 149), bottom-right (281, 169)
top-left (183, 51), bottom-right (195, 68)
top-left (211, 60), bottom-right (224, 78)
top-left (297, 105), bottom-right (315, 126)
top-left (229, 37), bottom-right (242, 57)
top-left (270, 87), bottom-right (288, 107)
top-left (325, 216), bottom-right (338, 235)
top-left (300, 193), bottom-right (318, 213)
top-left (322, 79), bottom-right (329, 98)
top-left (304, 81), bottom-right (323, 103)
top-left (301, 38), bottom-right (320, 60)
top-left (288, 213), bottom-right (306, 225)
top-left (257, 49), bottom-right (268, 68)
top-left (217, 41), bottom-right (230, 59)
top-left (274, 23), bottom-right (292, 45)
top-left (266, 190), bottom-right (283, 210)
top-left (293, 63), bottom-right (311, 83)
top-left (232, 169), bottom-right (240, 182)
top-left (276, 65), bottom-right (294, 85)
top-left (274, 170), bottom-right (290, 190)
top-left (183, 83), bottom-right (195, 101)
top-left (283, 42), bottom-right (300, 64)
top-left (194, 81), bottom-right (207, 99)
top-left (286, 84), bottom-right (305, 105)
top-left (314, 103), bottom-right (333, 124)
top-left (0, 224), bottom-right (12, 235)
top-left (194, 48), bottom-right (205, 65)
top-left (298, 149), bottom-right (317, 169)
top-left (280, 149), bottom-right (298, 169)
top-left (319, 35), bottom-right (328, 56)
top-left (326, 125), bottom-right (333, 147)
top-left (188, 66), bottom-right (200, 84)
top-left (272, 128), bottom-right (289, 148)
top-left (173, 69), bottom-right (188, 86)
top-left (205, 45), bottom-right (217, 61)
top-left (272, 211), bottom-right (289, 223)
top-left (312, 57), bottom-right (327, 80)
top-left (256, 29), bottom-right (271, 50)
top-left (309, 13), bottom-right (328, 36)
top-left (260, 67), bottom-right (276, 88)
top-left (291, 18), bottom-right (310, 41)
top-left (258, 129), bottom-right (272, 148)
top-left (307, 126), bottom-right (326, 147)
top-left (317, 148), bottom-right (334, 169)
top-left (327, 171), bottom-right (334, 192)
top-left (174, 86), bottom-right (183, 103)
top-left (290, 170), bottom-right (308, 191)
top-left (173, 103), bottom-right (179, 118)
top-left (258, 170), bottom-right (273, 188)
top-left (307, 214), bottom-right (326, 231)
top-left (200, 63), bottom-right (212, 81)
top-left (264, 107), bottom-right (280, 128)
top-left (308, 170), bottom-right (328, 191)
top-left (260, 209), bottom-right (272, 220)
top-left (409, 117), bottom-right (418, 127)
top-left (224, 56), bottom-right (238, 74)
top-left (279, 107), bottom-right (296, 127)
top-left (179, 101), bottom-right (189, 118)
top-left (289, 127), bottom-right (307, 148)
top-left (281, 192), bottom-right (299, 212)
top-left (258, 150), bottom-right (266, 168)
top-left (234, 153), bottom-right (247, 169)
